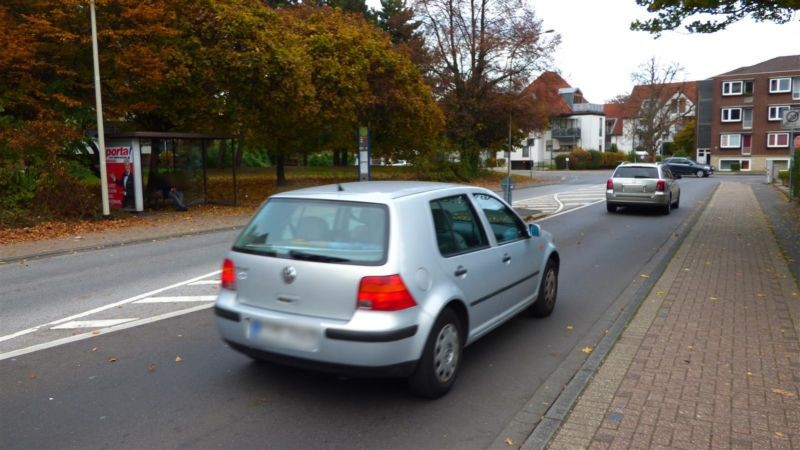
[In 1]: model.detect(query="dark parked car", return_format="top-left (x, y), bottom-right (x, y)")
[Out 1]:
top-left (663, 157), bottom-right (714, 178)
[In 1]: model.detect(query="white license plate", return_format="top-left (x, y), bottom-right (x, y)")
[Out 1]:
top-left (245, 318), bottom-right (320, 352)
top-left (622, 184), bottom-right (646, 193)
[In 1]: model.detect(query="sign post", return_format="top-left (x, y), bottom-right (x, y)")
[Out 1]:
top-left (782, 108), bottom-right (799, 198)
top-left (358, 127), bottom-right (370, 181)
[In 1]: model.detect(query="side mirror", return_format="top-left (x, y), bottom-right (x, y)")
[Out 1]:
top-left (528, 223), bottom-right (541, 237)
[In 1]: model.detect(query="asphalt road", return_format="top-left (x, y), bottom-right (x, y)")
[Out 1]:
top-left (1, 175), bottom-right (721, 449)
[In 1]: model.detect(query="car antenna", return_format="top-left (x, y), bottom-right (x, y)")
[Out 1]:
top-left (337, 182), bottom-right (344, 192)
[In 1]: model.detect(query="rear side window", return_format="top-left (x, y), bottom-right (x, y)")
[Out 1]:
top-left (233, 199), bottom-right (388, 265)
top-left (614, 166), bottom-right (658, 179)
top-left (430, 195), bottom-right (488, 257)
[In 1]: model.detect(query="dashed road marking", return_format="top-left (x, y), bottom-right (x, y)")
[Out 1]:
top-left (134, 295), bottom-right (217, 304)
top-left (51, 319), bottom-right (138, 329)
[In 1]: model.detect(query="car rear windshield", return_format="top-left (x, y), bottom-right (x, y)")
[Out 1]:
top-left (614, 166), bottom-right (658, 179)
top-left (233, 198), bottom-right (388, 265)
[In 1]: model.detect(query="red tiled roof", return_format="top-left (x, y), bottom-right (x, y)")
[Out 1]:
top-left (603, 103), bottom-right (624, 135)
top-left (621, 81), bottom-right (699, 117)
top-left (524, 71), bottom-right (573, 116)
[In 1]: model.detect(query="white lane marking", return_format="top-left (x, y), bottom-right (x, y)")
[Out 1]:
top-left (46, 270), bottom-right (220, 326)
top-left (134, 295), bottom-right (217, 304)
top-left (553, 193), bottom-right (566, 214)
top-left (0, 271), bottom-right (220, 344)
top-left (188, 280), bottom-right (219, 286)
top-left (0, 304), bottom-right (213, 361)
top-left (0, 327), bottom-right (39, 343)
top-left (51, 319), bottom-right (138, 329)
top-left (539, 199), bottom-right (606, 221)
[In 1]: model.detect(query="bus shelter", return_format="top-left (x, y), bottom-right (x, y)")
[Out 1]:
top-left (98, 131), bottom-right (241, 212)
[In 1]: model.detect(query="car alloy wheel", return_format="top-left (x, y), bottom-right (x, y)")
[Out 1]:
top-left (433, 324), bottom-right (459, 383)
top-left (696, 169), bottom-right (704, 178)
top-left (528, 260), bottom-right (558, 318)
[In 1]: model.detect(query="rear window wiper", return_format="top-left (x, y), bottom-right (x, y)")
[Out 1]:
top-left (288, 250), bottom-right (351, 263)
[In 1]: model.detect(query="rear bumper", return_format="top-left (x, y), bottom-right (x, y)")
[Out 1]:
top-left (214, 291), bottom-right (431, 375)
top-left (606, 191), bottom-right (671, 207)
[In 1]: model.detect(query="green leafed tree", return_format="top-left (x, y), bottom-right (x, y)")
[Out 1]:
top-left (631, 0), bottom-right (799, 35)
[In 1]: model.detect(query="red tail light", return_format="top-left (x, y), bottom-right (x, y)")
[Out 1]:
top-left (357, 275), bottom-right (417, 311)
top-left (656, 180), bottom-right (666, 191)
top-left (221, 258), bottom-right (237, 290)
top-left (606, 178), bottom-right (614, 190)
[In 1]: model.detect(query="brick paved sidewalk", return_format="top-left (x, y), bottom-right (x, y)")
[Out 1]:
top-left (547, 182), bottom-right (800, 449)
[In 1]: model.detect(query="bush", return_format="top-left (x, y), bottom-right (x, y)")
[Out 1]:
top-left (241, 148), bottom-right (271, 167)
top-left (778, 170), bottom-right (789, 185)
top-left (32, 164), bottom-right (100, 221)
top-left (308, 152), bottom-right (333, 166)
top-left (554, 154), bottom-right (567, 170)
top-left (0, 166), bottom-right (40, 227)
top-left (730, 162), bottom-right (741, 172)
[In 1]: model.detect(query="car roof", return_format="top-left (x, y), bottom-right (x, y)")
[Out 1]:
top-left (617, 162), bottom-right (661, 168)
top-left (271, 181), bottom-right (477, 202)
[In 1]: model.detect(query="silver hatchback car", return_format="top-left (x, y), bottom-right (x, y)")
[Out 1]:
top-left (605, 162), bottom-right (681, 214)
top-left (215, 181), bottom-right (559, 398)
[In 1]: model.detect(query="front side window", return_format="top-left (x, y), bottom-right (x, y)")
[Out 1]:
top-left (430, 195), bottom-right (489, 257)
top-left (767, 133), bottom-right (789, 148)
top-left (768, 105), bottom-right (790, 121)
top-left (471, 193), bottom-right (527, 244)
top-left (234, 199), bottom-right (388, 265)
top-left (722, 81), bottom-right (742, 96)
top-left (721, 108), bottom-right (742, 122)
top-left (720, 134), bottom-right (741, 148)
top-left (769, 78), bottom-right (791, 93)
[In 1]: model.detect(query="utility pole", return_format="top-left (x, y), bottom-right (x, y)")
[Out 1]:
top-left (90, 0), bottom-right (110, 216)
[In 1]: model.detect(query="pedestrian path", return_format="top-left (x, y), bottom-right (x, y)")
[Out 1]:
top-left (544, 182), bottom-right (800, 449)
top-left (513, 185), bottom-right (606, 216)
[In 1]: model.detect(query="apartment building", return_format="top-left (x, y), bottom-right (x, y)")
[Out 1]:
top-left (705, 55), bottom-right (800, 172)
top-left (505, 72), bottom-right (605, 169)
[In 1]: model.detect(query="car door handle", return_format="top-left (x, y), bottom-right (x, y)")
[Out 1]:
top-left (502, 254), bottom-right (511, 263)
top-left (454, 266), bottom-right (468, 277)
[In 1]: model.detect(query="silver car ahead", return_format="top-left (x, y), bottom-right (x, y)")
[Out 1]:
top-left (605, 162), bottom-right (681, 214)
top-left (215, 181), bottom-right (559, 398)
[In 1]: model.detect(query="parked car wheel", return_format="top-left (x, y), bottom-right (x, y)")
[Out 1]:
top-left (673, 194), bottom-right (680, 209)
top-left (409, 308), bottom-right (463, 399)
top-left (527, 260), bottom-right (558, 318)
top-left (662, 195), bottom-right (672, 215)
top-left (606, 203), bottom-right (616, 213)
top-left (695, 169), bottom-right (704, 178)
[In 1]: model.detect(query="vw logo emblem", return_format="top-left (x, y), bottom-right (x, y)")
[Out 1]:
top-left (282, 266), bottom-right (297, 284)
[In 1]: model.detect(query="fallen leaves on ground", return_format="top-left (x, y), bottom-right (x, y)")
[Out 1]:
top-left (566, 325), bottom-right (573, 331)
top-left (107, 357), bottom-right (117, 363)
top-left (148, 363), bottom-right (156, 373)
top-left (582, 347), bottom-right (592, 354)
top-left (639, 274), bottom-right (649, 279)
top-left (504, 438), bottom-right (513, 446)
top-left (771, 388), bottom-right (796, 398)
top-left (175, 356), bottom-right (183, 363)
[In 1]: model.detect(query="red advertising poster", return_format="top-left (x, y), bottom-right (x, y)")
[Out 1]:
top-left (106, 145), bottom-right (134, 209)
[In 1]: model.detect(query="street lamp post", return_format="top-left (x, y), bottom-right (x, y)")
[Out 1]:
top-left (90, 0), bottom-right (110, 216)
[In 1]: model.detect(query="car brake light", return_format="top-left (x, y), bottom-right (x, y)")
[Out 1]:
top-left (606, 178), bottom-right (614, 190)
top-left (656, 180), bottom-right (665, 191)
top-left (357, 275), bottom-right (417, 311)
top-left (221, 258), bottom-right (236, 290)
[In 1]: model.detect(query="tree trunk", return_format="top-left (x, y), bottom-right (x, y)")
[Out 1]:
top-left (218, 140), bottom-right (227, 168)
top-left (332, 148), bottom-right (341, 166)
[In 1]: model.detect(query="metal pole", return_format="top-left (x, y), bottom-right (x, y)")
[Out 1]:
top-left (90, 0), bottom-right (110, 216)
top-left (506, 113), bottom-right (513, 203)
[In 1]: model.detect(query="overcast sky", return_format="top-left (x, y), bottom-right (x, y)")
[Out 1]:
top-left (532, 0), bottom-right (800, 103)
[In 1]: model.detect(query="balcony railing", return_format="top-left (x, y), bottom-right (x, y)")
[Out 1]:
top-left (571, 103), bottom-right (604, 114)
top-left (551, 127), bottom-right (581, 139)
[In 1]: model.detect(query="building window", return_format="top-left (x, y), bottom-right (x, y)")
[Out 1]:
top-left (767, 132), bottom-right (789, 148)
top-left (743, 80), bottom-right (753, 95)
top-left (721, 108), bottom-right (742, 122)
top-left (719, 159), bottom-right (751, 171)
top-left (720, 134), bottom-right (741, 148)
top-left (742, 108), bottom-right (753, 129)
top-left (793, 77), bottom-right (800, 100)
top-left (769, 78), bottom-right (791, 93)
top-left (722, 81), bottom-right (742, 96)
top-left (768, 105), bottom-right (790, 121)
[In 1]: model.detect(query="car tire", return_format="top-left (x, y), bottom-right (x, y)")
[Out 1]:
top-left (663, 195), bottom-right (672, 215)
top-left (696, 170), bottom-right (704, 178)
top-left (527, 259), bottom-right (558, 318)
top-left (409, 308), bottom-right (463, 399)
top-left (606, 203), bottom-right (616, 213)
top-left (673, 194), bottom-right (680, 209)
